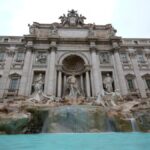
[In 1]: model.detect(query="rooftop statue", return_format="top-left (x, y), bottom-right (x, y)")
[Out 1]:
top-left (49, 24), bottom-right (58, 36)
top-left (88, 23), bottom-right (95, 37)
top-left (28, 24), bottom-right (36, 35)
top-left (59, 9), bottom-right (86, 26)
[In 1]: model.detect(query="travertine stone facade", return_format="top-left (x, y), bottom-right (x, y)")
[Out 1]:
top-left (0, 10), bottom-right (150, 99)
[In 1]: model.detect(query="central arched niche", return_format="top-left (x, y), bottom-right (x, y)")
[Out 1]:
top-left (57, 54), bottom-right (92, 97)
top-left (62, 55), bottom-right (85, 74)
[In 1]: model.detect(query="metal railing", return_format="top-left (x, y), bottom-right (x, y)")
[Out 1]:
top-left (3, 89), bottom-right (19, 98)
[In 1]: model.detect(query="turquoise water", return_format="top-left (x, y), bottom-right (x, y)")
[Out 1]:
top-left (0, 133), bottom-right (150, 150)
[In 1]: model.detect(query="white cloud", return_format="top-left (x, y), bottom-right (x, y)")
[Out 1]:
top-left (1, 0), bottom-right (150, 38)
top-left (5, 0), bottom-right (117, 35)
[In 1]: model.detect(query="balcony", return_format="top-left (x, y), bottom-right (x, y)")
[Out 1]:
top-left (138, 61), bottom-right (149, 70)
top-left (11, 61), bottom-right (24, 69)
top-left (3, 89), bottom-right (19, 98)
top-left (128, 89), bottom-right (140, 97)
top-left (122, 61), bottom-right (133, 70)
top-left (145, 88), bottom-right (150, 97)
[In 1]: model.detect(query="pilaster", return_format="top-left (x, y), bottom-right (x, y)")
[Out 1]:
top-left (0, 47), bottom-right (15, 98)
top-left (24, 41), bottom-right (34, 96)
top-left (113, 49), bottom-right (128, 95)
top-left (129, 48), bottom-right (147, 98)
top-left (19, 46), bottom-right (32, 96)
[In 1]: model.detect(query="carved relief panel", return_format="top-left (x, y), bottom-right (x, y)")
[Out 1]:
top-left (100, 52), bottom-right (110, 64)
top-left (35, 51), bottom-right (47, 65)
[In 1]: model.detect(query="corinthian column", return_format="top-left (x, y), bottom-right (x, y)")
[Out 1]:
top-left (45, 49), bottom-right (51, 94)
top-left (47, 41), bottom-right (57, 96)
top-left (80, 75), bottom-right (84, 93)
top-left (63, 74), bottom-right (67, 96)
top-left (90, 42), bottom-right (103, 96)
top-left (86, 71), bottom-right (91, 97)
top-left (57, 71), bottom-right (62, 97)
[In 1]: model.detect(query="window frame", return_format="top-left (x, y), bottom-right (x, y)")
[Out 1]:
top-left (15, 52), bottom-right (24, 62)
top-left (0, 51), bottom-right (5, 62)
top-left (120, 52), bottom-right (128, 63)
top-left (9, 74), bottom-right (21, 92)
top-left (145, 79), bottom-right (150, 90)
top-left (127, 79), bottom-right (134, 90)
top-left (137, 53), bottom-right (145, 63)
top-left (125, 74), bottom-right (136, 91)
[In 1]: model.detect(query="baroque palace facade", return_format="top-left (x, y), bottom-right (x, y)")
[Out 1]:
top-left (0, 10), bottom-right (150, 99)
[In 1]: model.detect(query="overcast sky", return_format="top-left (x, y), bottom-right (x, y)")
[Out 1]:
top-left (0, 0), bottom-right (150, 38)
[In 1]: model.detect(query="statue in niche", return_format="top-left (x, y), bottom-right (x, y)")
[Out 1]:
top-left (66, 74), bottom-right (80, 99)
top-left (28, 73), bottom-right (57, 102)
top-left (36, 53), bottom-right (47, 64)
top-left (27, 73), bottom-right (44, 102)
top-left (103, 73), bottom-right (113, 93)
top-left (33, 73), bottom-right (44, 93)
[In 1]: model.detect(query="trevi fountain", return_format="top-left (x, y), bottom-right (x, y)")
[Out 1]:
top-left (0, 9), bottom-right (150, 150)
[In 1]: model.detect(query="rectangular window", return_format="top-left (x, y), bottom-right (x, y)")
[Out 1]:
top-left (127, 79), bottom-right (134, 90)
top-left (16, 52), bottom-right (24, 62)
top-left (9, 78), bottom-right (20, 91)
top-left (146, 79), bottom-right (150, 89)
top-left (0, 52), bottom-right (5, 62)
top-left (137, 53), bottom-right (145, 63)
top-left (4, 38), bottom-right (8, 42)
top-left (120, 53), bottom-right (128, 63)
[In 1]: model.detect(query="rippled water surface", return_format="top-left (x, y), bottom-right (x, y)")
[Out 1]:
top-left (0, 133), bottom-right (150, 150)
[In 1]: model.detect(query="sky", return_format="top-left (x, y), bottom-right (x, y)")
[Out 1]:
top-left (0, 0), bottom-right (150, 38)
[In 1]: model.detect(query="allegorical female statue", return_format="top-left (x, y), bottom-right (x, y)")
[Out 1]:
top-left (103, 73), bottom-right (113, 93)
top-left (33, 73), bottom-right (44, 93)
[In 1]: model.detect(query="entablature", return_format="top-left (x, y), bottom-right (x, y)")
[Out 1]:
top-left (122, 38), bottom-right (150, 48)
